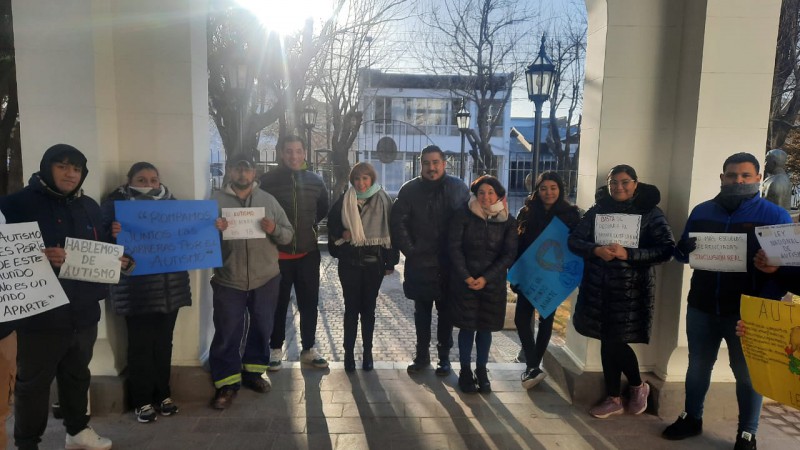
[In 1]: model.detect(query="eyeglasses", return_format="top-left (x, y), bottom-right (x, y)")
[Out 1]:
top-left (608, 179), bottom-right (635, 188)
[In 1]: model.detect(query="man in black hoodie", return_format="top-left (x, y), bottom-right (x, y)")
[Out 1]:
top-left (0, 144), bottom-right (112, 450)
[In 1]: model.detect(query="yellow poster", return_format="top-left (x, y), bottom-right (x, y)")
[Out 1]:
top-left (740, 295), bottom-right (800, 411)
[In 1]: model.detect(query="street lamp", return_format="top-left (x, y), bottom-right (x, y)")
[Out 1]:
top-left (302, 103), bottom-right (318, 168)
top-left (525, 34), bottom-right (556, 191)
top-left (456, 100), bottom-right (471, 180)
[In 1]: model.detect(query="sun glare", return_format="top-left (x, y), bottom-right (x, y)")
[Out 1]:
top-left (236, 0), bottom-right (334, 36)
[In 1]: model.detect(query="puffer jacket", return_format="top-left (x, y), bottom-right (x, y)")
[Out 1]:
top-left (448, 206), bottom-right (518, 332)
top-left (327, 191), bottom-right (400, 271)
top-left (259, 166), bottom-right (328, 255)
top-left (390, 175), bottom-right (470, 301)
top-left (101, 185), bottom-right (192, 315)
top-left (516, 198), bottom-right (581, 258)
top-left (568, 183), bottom-right (674, 343)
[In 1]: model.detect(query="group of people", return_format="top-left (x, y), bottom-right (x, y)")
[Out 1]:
top-left (0, 139), bottom-right (787, 450)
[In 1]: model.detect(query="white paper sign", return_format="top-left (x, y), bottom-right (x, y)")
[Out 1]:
top-left (594, 214), bottom-right (642, 247)
top-left (221, 207), bottom-right (266, 240)
top-left (59, 238), bottom-right (124, 283)
top-left (0, 222), bottom-right (69, 322)
top-left (754, 223), bottom-right (800, 266)
top-left (689, 232), bottom-right (747, 272)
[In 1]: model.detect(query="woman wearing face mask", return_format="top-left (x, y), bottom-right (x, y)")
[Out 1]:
top-left (514, 172), bottom-right (581, 390)
top-left (327, 163), bottom-right (399, 372)
top-left (101, 162), bottom-right (191, 424)
top-left (568, 165), bottom-right (674, 419)
top-left (448, 176), bottom-right (518, 393)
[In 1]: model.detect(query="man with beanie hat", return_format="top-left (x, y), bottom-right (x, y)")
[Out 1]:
top-left (663, 152), bottom-right (791, 450)
top-left (0, 144), bottom-right (112, 450)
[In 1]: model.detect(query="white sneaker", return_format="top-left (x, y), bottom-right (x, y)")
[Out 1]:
top-left (268, 348), bottom-right (283, 372)
top-left (65, 427), bottom-right (112, 450)
top-left (300, 348), bottom-right (329, 368)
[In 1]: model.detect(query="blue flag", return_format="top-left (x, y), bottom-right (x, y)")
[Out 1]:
top-left (116, 200), bottom-right (222, 275)
top-left (507, 217), bottom-right (583, 319)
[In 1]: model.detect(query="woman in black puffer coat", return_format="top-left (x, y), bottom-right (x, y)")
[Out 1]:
top-left (448, 176), bottom-right (517, 394)
top-left (568, 165), bottom-right (674, 419)
top-left (101, 162), bottom-right (192, 423)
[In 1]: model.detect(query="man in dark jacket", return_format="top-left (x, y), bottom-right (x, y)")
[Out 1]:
top-left (662, 152), bottom-right (792, 450)
top-left (260, 135), bottom-right (330, 369)
top-left (0, 144), bottom-right (112, 450)
top-left (390, 145), bottom-right (470, 375)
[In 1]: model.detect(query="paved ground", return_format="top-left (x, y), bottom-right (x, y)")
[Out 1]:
top-left (5, 251), bottom-right (800, 449)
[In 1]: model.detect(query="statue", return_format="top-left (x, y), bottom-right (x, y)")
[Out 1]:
top-left (762, 148), bottom-right (792, 210)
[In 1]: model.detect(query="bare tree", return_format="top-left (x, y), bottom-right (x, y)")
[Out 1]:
top-left (415, 0), bottom-right (535, 171)
top-left (0, 0), bottom-right (21, 194)
top-left (770, 0), bottom-right (800, 151)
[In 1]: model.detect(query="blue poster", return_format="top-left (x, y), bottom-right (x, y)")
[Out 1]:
top-left (507, 217), bottom-right (584, 319)
top-left (115, 200), bottom-right (222, 276)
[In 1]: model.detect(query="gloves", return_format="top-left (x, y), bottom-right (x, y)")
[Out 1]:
top-left (675, 237), bottom-right (697, 258)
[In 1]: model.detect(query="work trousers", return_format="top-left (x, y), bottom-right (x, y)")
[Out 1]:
top-left (515, 294), bottom-right (555, 370)
top-left (14, 326), bottom-right (97, 449)
top-left (210, 276), bottom-right (280, 389)
top-left (270, 252), bottom-right (321, 351)
top-left (125, 311), bottom-right (179, 409)
top-left (338, 262), bottom-right (384, 352)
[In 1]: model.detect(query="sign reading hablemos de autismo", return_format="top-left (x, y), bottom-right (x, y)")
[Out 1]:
top-left (59, 237), bottom-right (124, 284)
top-left (755, 223), bottom-right (800, 266)
top-left (594, 214), bottom-right (641, 248)
top-left (0, 222), bottom-right (69, 322)
top-left (689, 232), bottom-right (747, 272)
top-left (221, 207), bottom-right (266, 240)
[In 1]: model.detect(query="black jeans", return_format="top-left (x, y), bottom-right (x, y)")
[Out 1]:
top-left (126, 311), bottom-right (179, 409)
top-left (413, 298), bottom-right (453, 359)
top-left (515, 294), bottom-right (555, 370)
top-left (600, 340), bottom-right (642, 397)
top-left (15, 326), bottom-right (97, 449)
top-left (339, 262), bottom-right (384, 352)
top-left (271, 251), bottom-right (321, 351)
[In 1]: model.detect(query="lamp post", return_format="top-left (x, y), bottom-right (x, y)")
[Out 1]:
top-left (456, 100), bottom-right (471, 180)
top-left (525, 34), bottom-right (556, 192)
top-left (226, 60), bottom-right (251, 156)
top-left (302, 103), bottom-right (318, 168)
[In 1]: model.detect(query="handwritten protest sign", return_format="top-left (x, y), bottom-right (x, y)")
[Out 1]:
top-left (755, 223), bottom-right (800, 266)
top-left (115, 200), bottom-right (222, 276)
top-left (689, 232), bottom-right (747, 272)
top-left (0, 222), bottom-right (69, 322)
top-left (594, 214), bottom-right (641, 248)
top-left (59, 237), bottom-right (123, 283)
top-left (740, 295), bottom-right (800, 411)
top-left (221, 207), bottom-right (266, 240)
top-left (508, 218), bottom-right (584, 319)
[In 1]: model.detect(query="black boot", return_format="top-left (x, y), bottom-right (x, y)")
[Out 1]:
top-left (362, 347), bottom-right (374, 371)
top-left (344, 350), bottom-right (355, 372)
top-left (435, 344), bottom-right (451, 376)
top-left (475, 366), bottom-right (491, 393)
top-left (458, 369), bottom-right (478, 394)
top-left (407, 346), bottom-right (431, 373)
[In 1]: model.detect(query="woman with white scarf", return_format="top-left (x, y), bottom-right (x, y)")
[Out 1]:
top-left (328, 163), bottom-right (399, 372)
top-left (448, 176), bottom-right (517, 393)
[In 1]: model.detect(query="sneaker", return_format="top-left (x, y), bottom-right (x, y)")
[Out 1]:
top-left (588, 396), bottom-right (623, 419)
top-left (268, 348), bottom-right (283, 372)
top-left (242, 372), bottom-right (272, 393)
top-left (134, 404), bottom-right (157, 423)
top-left (211, 387), bottom-right (237, 410)
top-left (628, 382), bottom-right (650, 415)
top-left (458, 369), bottom-right (479, 394)
top-left (300, 348), bottom-right (329, 368)
top-left (157, 397), bottom-right (179, 416)
top-left (65, 427), bottom-right (112, 450)
top-left (521, 367), bottom-right (547, 390)
top-left (734, 431), bottom-right (757, 450)
top-left (662, 411), bottom-right (703, 440)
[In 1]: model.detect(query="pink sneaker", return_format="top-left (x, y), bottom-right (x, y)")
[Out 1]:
top-left (628, 382), bottom-right (650, 415)
top-left (589, 396), bottom-right (623, 418)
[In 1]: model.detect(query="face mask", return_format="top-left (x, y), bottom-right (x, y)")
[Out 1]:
top-left (129, 186), bottom-right (159, 195)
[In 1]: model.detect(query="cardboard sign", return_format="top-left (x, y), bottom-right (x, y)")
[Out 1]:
top-left (508, 218), bottom-right (584, 319)
top-left (115, 200), bottom-right (222, 276)
top-left (755, 223), bottom-right (800, 266)
top-left (221, 207), bottom-right (266, 240)
top-left (0, 222), bottom-right (69, 322)
top-left (594, 214), bottom-right (641, 248)
top-left (689, 232), bottom-right (747, 272)
top-left (59, 237), bottom-right (123, 283)
top-left (740, 295), bottom-right (800, 411)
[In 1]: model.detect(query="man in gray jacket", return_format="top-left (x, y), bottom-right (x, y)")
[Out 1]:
top-left (209, 153), bottom-right (293, 409)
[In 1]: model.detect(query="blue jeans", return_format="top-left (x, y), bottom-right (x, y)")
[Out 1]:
top-left (685, 306), bottom-right (761, 435)
top-left (458, 330), bottom-right (492, 369)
